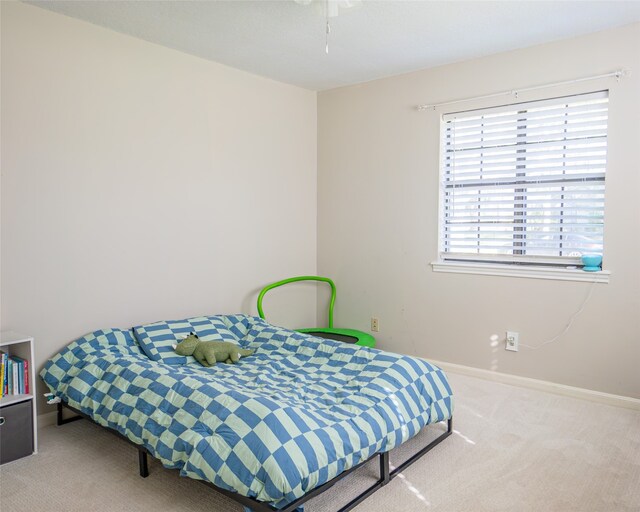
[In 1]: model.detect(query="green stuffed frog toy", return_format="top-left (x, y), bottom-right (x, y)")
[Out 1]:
top-left (174, 333), bottom-right (254, 366)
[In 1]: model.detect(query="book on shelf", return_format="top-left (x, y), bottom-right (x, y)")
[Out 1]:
top-left (14, 360), bottom-right (19, 394)
top-left (23, 357), bottom-right (29, 394)
top-left (0, 351), bottom-right (5, 398)
top-left (7, 358), bottom-right (12, 395)
top-left (11, 356), bottom-right (29, 394)
top-left (1, 354), bottom-right (30, 398)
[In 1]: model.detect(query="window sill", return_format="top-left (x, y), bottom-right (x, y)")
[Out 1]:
top-left (431, 261), bottom-right (610, 283)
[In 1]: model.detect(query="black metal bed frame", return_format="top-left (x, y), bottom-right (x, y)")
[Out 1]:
top-left (57, 401), bottom-right (452, 512)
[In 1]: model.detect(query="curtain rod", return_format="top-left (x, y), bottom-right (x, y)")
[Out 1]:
top-left (416, 69), bottom-right (629, 112)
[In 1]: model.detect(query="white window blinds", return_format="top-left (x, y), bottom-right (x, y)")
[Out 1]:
top-left (440, 91), bottom-right (608, 266)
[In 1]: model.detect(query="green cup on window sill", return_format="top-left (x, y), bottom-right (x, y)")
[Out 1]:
top-left (581, 254), bottom-right (602, 272)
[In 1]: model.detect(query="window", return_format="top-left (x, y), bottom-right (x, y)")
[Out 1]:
top-left (438, 91), bottom-right (608, 270)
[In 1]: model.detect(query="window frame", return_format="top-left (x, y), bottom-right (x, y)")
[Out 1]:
top-left (433, 90), bottom-right (610, 282)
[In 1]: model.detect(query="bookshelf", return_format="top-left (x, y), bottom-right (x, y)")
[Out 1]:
top-left (0, 331), bottom-right (38, 463)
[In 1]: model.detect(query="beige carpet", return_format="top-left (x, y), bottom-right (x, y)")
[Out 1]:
top-left (1, 373), bottom-right (639, 512)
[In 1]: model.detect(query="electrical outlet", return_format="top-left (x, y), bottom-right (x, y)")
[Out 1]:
top-left (371, 317), bottom-right (379, 332)
top-left (506, 331), bottom-right (519, 352)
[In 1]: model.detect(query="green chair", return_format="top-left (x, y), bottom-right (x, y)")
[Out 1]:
top-left (257, 276), bottom-right (376, 348)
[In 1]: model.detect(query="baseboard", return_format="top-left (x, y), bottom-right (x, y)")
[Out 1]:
top-left (430, 359), bottom-right (640, 411)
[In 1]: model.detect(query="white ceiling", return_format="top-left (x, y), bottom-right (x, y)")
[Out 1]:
top-left (26, 1), bottom-right (640, 91)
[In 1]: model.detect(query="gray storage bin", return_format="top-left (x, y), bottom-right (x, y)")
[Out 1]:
top-left (0, 400), bottom-right (34, 464)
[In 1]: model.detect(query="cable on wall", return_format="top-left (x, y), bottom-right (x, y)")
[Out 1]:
top-left (519, 278), bottom-right (599, 351)
top-left (416, 69), bottom-right (629, 112)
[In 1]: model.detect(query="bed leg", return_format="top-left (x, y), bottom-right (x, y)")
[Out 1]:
top-left (139, 449), bottom-right (149, 478)
top-left (57, 401), bottom-right (82, 426)
top-left (447, 417), bottom-right (453, 433)
top-left (380, 451), bottom-right (390, 485)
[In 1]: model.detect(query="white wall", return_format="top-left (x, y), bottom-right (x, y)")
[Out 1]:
top-left (1, 2), bottom-right (317, 412)
top-left (3, 2), bottom-right (639, 410)
top-left (318, 23), bottom-right (640, 398)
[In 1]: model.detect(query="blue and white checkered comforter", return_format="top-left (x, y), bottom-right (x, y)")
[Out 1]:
top-left (41, 315), bottom-right (453, 509)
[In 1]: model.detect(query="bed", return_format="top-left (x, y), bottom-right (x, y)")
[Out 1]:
top-left (41, 314), bottom-right (453, 512)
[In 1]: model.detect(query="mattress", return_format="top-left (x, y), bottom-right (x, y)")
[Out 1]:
top-left (41, 315), bottom-right (453, 509)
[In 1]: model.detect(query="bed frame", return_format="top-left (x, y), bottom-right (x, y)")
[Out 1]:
top-left (58, 400), bottom-right (452, 512)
